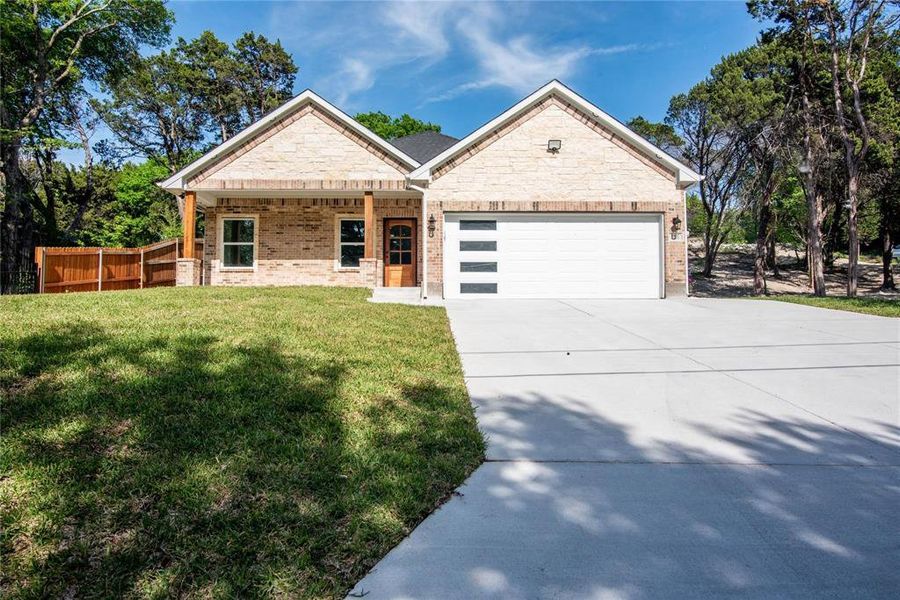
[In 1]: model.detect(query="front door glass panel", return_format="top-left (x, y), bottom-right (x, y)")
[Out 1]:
top-left (388, 225), bottom-right (413, 266)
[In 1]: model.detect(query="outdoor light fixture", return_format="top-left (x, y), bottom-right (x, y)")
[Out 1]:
top-left (428, 214), bottom-right (436, 238)
top-left (671, 215), bottom-right (682, 240)
top-left (547, 139), bottom-right (562, 154)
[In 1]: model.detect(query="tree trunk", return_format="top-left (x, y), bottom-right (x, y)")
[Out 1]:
top-left (754, 197), bottom-right (772, 296)
top-left (805, 182), bottom-right (827, 296)
top-left (846, 169), bottom-right (860, 297)
top-left (767, 235), bottom-right (780, 278)
top-left (881, 224), bottom-right (895, 291)
top-left (701, 227), bottom-right (715, 277)
top-left (1, 141), bottom-right (36, 292)
top-left (824, 206), bottom-right (841, 272)
top-left (702, 234), bottom-right (718, 278)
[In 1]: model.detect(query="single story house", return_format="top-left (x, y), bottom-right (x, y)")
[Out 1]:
top-left (161, 80), bottom-right (700, 299)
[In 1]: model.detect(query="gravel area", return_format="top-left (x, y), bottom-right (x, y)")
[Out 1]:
top-left (689, 242), bottom-right (900, 299)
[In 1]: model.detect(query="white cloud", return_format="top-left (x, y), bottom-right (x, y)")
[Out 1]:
top-left (270, 1), bottom-right (459, 108)
top-left (268, 1), bottom-right (654, 108)
top-left (381, 0), bottom-right (455, 60)
top-left (331, 58), bottom-right (375, 106)
top-left (426, 4), bottom-right (649, 104)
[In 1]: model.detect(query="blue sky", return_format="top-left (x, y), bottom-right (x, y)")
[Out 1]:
top-left (66, 1), bottom-right (765, 162)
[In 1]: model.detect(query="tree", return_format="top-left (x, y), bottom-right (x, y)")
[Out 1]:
top-left (83, 159), bottom-right (181, 247)
top-left (711, 42), bottom-right (794, 295)
top-left (354, 112), bottom-right (441, 140)
top-left (97, 31), bottom-right (299, 169)
top-left (820, 0), bottom-right (898, 296)
top-left (231, 33), bottom-right (298, 125)
top-left (667, 81), bottom-right (751, 277)
top-left (59, 91), bottom-right (100, 239)
top-left (749, 0), bottom-right (835, 296)
top-left (94, 48), bottom-right (207, 177)
top-left (626, 116), bottom-right (684, 155)
top-left (0, 0), bottom-right (172, 289)
top-left (180, 31), bottom-right (243, 143)
top-left (861, 30), bottom-right (900, 289)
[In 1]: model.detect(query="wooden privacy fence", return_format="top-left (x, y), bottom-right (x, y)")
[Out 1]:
top-left (34, 238), bottom-right (203, 294)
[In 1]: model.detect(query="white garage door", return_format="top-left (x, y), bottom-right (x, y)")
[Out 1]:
top-left (444, 213), bottom-right (663, 299)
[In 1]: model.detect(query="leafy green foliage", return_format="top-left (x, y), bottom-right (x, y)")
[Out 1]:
top-left (1, 0), bottom-right (172, 137)
top-left (1, 286), bottom-right (484, 598)
top-left (626, 116), bottom-right (683, 155)
top-left (231, 32), bottom-right (298, 125)
top-left (94, 49), bottom-right (208, 171)
top-left (97, 30), bottom-right (298, 169)
top-left (84, 160), bottom-right (182, 247)
top-left (354, 112), bottom-right (441, 140)
top-left (772, 176), bottom-right (808, 249)
top-left (1, 0), bottom-right (173, 282)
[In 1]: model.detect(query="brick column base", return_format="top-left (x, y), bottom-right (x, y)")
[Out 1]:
top-left (176, 258), bottom-right (201, 287)
top-left (359, 258), bottom-right (378, 289)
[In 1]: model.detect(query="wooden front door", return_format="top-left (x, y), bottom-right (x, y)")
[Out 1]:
top-left (383, 218), bottom-right (417, 287)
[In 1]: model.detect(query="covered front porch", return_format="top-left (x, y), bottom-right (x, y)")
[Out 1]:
top-left (175, 189), bottom-right (426, 291)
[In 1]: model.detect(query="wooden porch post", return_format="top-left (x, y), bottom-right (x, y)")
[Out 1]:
top-left (183, 191), bottom-right (197, 259)
top-left (364, 191), bottom-right (375, 259)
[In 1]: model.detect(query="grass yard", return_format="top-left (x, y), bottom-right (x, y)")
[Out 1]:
top-left (764, 294), bottom-right (900, 318)
top-left (0, 287), bottom-right (484, 598)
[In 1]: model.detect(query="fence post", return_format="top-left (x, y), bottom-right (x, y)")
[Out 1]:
top-left (140, 248), bottom-right (145, 289)
top-left (98, 248), bottom-right (103, 291)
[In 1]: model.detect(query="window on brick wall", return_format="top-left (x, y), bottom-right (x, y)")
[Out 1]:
top-left (338, 218), bottom-right (365, 268)
top-left (221, 217), bottom-right (256, 268)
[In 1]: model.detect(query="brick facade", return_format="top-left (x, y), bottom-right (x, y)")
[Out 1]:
top-left (424, 99), bottom-right (687, 297)
top-left (177, 87), bottom-right (691, 296)
top-left (175, 258), bottom-right (202, 287)
top-left (202, 197), bottom-right (421, 288)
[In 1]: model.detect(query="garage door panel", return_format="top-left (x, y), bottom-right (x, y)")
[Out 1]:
top-left (445, 213), bottom-right (662, 299)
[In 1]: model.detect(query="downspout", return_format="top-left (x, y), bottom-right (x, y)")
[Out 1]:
top-left (408, 182), bottom-right (429, 301)
top-left (683, 188), bottom-right (689, 297)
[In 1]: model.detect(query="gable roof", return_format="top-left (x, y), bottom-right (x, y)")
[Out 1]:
top-left (409, 80), bottom-right (702, 188)
top-left (160, 89), bottom-right (421, 192)
top-left (391, 131), bottom-right (460, 163)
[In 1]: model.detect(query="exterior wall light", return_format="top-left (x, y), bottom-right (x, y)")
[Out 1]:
top-left (547, 139), bottom-right (562, 154)
top-left (428, 214), bottom-right (436, 238)
top-left (671, 215), bottom-right (682, 240)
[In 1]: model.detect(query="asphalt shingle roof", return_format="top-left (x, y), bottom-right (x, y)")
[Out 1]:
top-left (391, 131), bottom-right (459, 164)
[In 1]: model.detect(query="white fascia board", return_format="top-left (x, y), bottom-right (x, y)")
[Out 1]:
top-left (159, 90), bottom-right (420, 193)
top-left (410, 80), bottom-right (702, 185)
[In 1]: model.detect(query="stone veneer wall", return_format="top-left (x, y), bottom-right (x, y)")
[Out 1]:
top-left (189, 105), bottom-right (410, 187)
top-left (203, 197), bottom-right (421, 288)
top-left (424, 98), bottom-right (688, 297)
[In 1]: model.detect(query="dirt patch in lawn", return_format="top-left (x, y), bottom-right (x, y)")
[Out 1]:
top-left (689, 242), bottom-right (900, 300)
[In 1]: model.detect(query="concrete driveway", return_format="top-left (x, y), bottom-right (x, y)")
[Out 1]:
top-left (349, 299), bottom-right (900, 599)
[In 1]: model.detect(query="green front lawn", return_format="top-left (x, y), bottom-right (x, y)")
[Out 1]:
top-left (764, 294), bottom-right (900, 318)
top-left (0, 287), bottom-right (484, 598)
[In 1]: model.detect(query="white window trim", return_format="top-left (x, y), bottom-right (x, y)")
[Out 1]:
top-left (218, 214), bottom-right (259, 271)
top-left (334, 214), bottom-right (365, 271)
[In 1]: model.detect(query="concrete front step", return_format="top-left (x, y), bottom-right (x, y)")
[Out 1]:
top-left (369, 287), bottom-right (422, 305)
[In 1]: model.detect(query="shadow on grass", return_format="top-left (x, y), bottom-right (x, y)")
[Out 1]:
top-left (352, 386), bottom-right (900, 598)
top-left (2, 321), bottom-right (479, 598)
